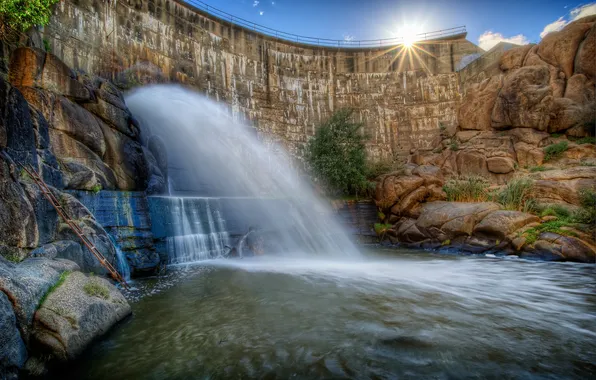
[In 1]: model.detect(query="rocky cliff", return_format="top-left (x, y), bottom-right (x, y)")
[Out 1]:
top-left (0, 45), bottom-right (164, 377)
top-left (374, 17), bottom-right (596, 262)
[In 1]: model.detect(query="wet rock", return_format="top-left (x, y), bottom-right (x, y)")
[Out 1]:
top-left (0, 290), bottom-right (27, 380)
top-left (511, 237), bottom-right (526, 251)
top-left (31, 271), bottom-right (131, 361)
top-left (83, 98), bottom-right (136, 138)
top-left (474, 210), bottom-right (540, 240)
top-left (538, 232), bottom-right (596, 263)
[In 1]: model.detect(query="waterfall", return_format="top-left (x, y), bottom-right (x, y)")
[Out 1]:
top-left (160, 197), bottom-right (231, 264)
top-left (127, 85), bottom-right (360, 264)
top-left (112, 239), bottom-right (131, 282)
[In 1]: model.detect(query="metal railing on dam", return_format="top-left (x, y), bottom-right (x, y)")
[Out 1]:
top-left (183, 0), bottom-right (467, 48)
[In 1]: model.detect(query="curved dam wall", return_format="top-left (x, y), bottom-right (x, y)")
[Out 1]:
top-left (43, 0), bottom-right (482, 161)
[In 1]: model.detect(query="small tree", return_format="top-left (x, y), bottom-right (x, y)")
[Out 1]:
top-left (0, 0), bottom-right (59, 33)
top-left (305, 108), bottom-right (369, 196)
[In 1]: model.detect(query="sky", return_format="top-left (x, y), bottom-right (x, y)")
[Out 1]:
top-left (184, 0), bottom-right (596, 51)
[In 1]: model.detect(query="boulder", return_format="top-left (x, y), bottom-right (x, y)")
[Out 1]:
top-left (508, 128), bottom-right (550, 146)
top-left (456, 150), bottom-right (489, 177)
top-left (537, 20), bottom-right (592, 79)
top-left (473, 210), bottom-right (540, 240)
top-left (458, 76), bottom-right (500, 131)
top-left (30, 241), bottom-right (96, 271)
top-left (487, 156), bottom-right (515, 174)
top-left (533, 232), bottom-right (596, 263)
top-left (31, 272), bottom-right (131, 361)
top-left (0, 290), bottom-right (27, 380)
top-left (575, 23), bottom-right (596, 79)
top-left (0, 257), bottom-right (80, 336)
top-left (564, 74), bottom-right (595, 104)
top-left (375, 175), bottom-right (424, 208)
top-left (1, 78), bottom-right (37, 167)
top-left (514, 142), bottom-right (544, 168)
top-left (499, 44), bottom-right (534, 71)
top-left (548, 97), bottom-right (593, 133)
top-left (491, 65), bottom-right (553, 130)
top-left (416, 202), bottom-right (501, 236)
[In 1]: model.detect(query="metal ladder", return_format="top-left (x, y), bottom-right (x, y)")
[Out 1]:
top-left (19, 163), bottom-right (129, 289)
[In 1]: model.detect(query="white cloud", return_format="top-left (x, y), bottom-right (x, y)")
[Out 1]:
top-left (540, 17), bottom-right (567, 38)
top-left (477, 31), bottom-right (529, 51)
top-left (540, 2), bottom-right (596, 38)
top-left (253, 1), bottom-right (259, 7)
top-left (272, 1), bottom-right (276, 4)
top-left (259, 11), bottom-right (264, 15)
top-left (570, 2), bottom-right (596, 20)
top-left (344, 34), bottom-right (355, 42)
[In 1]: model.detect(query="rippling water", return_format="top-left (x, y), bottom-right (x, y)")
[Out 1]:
top-left (62, 249), bottom-right (596, 379)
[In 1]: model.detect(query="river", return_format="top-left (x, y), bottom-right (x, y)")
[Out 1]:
top-left (60, 248), bottom-right (596, 379)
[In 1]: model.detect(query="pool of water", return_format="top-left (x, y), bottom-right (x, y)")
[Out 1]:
top-left (60, 249), bottom-right (596, 379)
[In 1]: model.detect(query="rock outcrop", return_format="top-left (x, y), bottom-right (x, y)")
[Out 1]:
top-left (31, 272), bottom-right (131, 362)
top-left (382, 201), bottom-right (595, 263)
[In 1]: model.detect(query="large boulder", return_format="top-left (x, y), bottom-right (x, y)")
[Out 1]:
top-left (531, 166), bottom-right (596, 205)
top-left (575, 23), bottom-right (596, 79)
top-left (528, 232), bottom-right (596, 263)
top-left (0, 257), bottom-right (80, 337)
top-left (473, 210), bottom-right (540, 240)
top-left (31, 271), bottom-right (131, 361)
top-left (416, 201), bottom-right (501, 236)
top-left (537, 20), bottom-right (593, 79)
top-left (491, 65), bottom-right (553, 130)
top-left (499, 44), bottom-right (534, 72)
top-left (0, 290), bottom-right (27, 380)
top-left (458, 76), bottom-right (500, 131)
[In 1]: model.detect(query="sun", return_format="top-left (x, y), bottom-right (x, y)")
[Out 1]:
top-left (398, 25), bottom-right (420, 48)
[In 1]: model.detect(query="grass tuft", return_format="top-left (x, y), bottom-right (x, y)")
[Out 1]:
top-left (529, 165), bottom-right (549, 173)
top-left (39, 271), bottom-right (71, 307)
top-left (575, 137), bottom-right (596, 145)
top-left (496, 178), bottom-right (537, 212)
top-left (544, 141), bottom-right (568, 161)
top-left (443, 176), bottom-right (490, 202)
top-left (84, 280), bottom-right (110, 300)
top-left (374, 223), bottom-right (393, 236)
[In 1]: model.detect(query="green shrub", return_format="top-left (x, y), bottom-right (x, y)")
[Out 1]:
top-left (449, 140), bottom-right (459, 151)
top-left (573, 188), bottom-right (596, 225)
top-left (443, 176), bottom-right (490, 202)
top-left (365, 159), bottom-right (404, 180)
top-left (377, 211), bottom-right (386, 221)
top-left (496, 178), bottom-right (537, 212)
top-left (550, 133), bottom-right (562, 138)
top-left (544, 141), bottom-right (568, 161)
top-left (575, 137), bottom-right (596, 145)
top-left (374, 223), bottom-right (392, 236)
top-left (91, 183), bottom-right (102, 194)
top-left (305, 109), bottom-right (369, 197)
top-left (39, 271), bottom-right (70, 307)
top-left (84, 280), bottom-right (110, 300)
top-left (0, 0), bottom-right (59, 32)
top-left (524, 220), bottom-right (578, 245)
top-left (540, 204), bottom-right (571, 219)
top-left (529, 166), bottom-right (549, 172)
top-left (42, 37), bottom-right (50, 52)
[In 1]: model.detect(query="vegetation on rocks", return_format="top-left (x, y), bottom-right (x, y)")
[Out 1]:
top-left (543, 141), bottom-right (569, 161)
top-left (38, 270), bottom-right (71, 307)
top-left (443, 176), bottom-right (490, 202)
top-left (496, 178), bottom-right (536, 212)
top-left (0, 0), bottom-right (59, 32)
top-left (83, 280), bottom-right (110, 300)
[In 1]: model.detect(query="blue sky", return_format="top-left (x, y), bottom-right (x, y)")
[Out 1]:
top-left (184, 0), bottom-right (596, 50)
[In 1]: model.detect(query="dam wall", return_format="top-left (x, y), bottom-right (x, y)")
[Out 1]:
top-left (43, 0), bottom-right (482, 162)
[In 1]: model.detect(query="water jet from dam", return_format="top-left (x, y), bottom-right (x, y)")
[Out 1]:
top-left (126, 85), bottom-right (359, 263)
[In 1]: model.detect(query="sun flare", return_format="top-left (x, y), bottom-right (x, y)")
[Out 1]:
top-left (398, 25), bottom-right (421, 47)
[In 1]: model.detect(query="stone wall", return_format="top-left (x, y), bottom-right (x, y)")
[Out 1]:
top-left (43, 0), bottom-right (482, 161)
